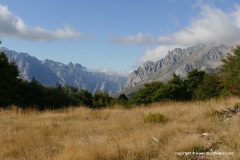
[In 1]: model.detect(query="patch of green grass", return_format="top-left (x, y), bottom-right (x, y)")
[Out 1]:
top-left (233, 103), bottom-right (240, 110)
top-left (144, 113), bottom-right (168, 123)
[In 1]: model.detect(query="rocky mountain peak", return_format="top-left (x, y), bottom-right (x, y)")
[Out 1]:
top-left (126, 44), bottom-right (230, 88)
top-left (0, 47), bottom-right (127, 94)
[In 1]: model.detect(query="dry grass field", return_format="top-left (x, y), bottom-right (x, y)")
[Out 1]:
top-left (0, 97), bottom-right (239, 160)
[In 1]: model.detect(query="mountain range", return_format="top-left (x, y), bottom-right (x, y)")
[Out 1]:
top-left (119, 44), bottom-right (232, 97)
top-left (1, 44), bottom-right (234, 96)
top-left (0, 47), bottom-right (127, 94)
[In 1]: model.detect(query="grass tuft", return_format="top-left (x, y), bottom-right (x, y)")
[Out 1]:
top-left (144, 112), bottom-right (168, 123)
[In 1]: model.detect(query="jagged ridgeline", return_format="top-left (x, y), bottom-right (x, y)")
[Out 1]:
top-left (127, 44), bottom-right (230, 87)
top-left (0, 47), bottom-right (127, 94)
top-left (118, 44), bottom-right (231, 97)
top-left (0, 44), bottom-right (234, 97)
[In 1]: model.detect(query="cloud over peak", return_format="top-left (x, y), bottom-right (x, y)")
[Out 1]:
top-left (157, 4), bottom-right (240, 46)
top-left (0, 4), bottom-right (82, 41)
top-left (116, 4), bottom-right (240, 47)
top-left (114, 4), bottom-right (240, 63)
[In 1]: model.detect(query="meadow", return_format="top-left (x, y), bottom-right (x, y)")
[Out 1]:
top-left (0, 97), bottom-right (239, 160)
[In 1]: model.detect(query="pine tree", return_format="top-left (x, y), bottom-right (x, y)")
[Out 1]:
top-left (0, 52), bottom-right (19, 107)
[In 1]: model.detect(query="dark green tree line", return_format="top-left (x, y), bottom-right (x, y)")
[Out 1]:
top-left (129, 69), bottom-right (222, 105)
top-left (2, 46), bottom-right (240, 109)
top-left (0, 52), bottom-right (116, 110)
top-left (0, 52), bottom-right (20, 107)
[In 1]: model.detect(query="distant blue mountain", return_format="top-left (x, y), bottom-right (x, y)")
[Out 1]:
top-left (0, 47), bottom-right (127, 94)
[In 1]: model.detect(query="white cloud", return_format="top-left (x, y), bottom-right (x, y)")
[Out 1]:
top-left (139, 45), bottom-right (185, 63)
top-left (98, 68), bottom-right (130, 77)
top-left (0, 4), bottom-right (82, 41)
top-left (87, 68), bottom-right (130, 77)
top-left (231, 4), bottom-right (240, 28)
top-left (157, 5), bottom-right (240, 46)
top-left (115, 4), bottom-right (240, 63)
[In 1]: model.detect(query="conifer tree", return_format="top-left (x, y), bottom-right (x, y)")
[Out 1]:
top-left (0, 52), bottom-right (19, 107)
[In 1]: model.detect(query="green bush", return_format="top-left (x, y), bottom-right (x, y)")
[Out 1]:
top-left (128, 82), bottom-right (164, 105)
top-left (152, 74), bottom-right (186, 102)
top-left (233, 103), bottom-right (240, 110)
top-left (144, 113), bottom-right (168, 123)
top-left (92, 91), bottom-right (112, 108)
top-left (219, 46), bottom-right (240, 95)
top-left (193, 73), bottom-right (222, 100)
top-left (185, 69), bottom-right (205, 100)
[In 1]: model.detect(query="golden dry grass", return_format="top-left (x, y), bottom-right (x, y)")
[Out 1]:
top-left (0, 97), bottom-right (239, 160)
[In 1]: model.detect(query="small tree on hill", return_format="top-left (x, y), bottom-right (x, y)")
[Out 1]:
top-left (76, 89), bottom-right (93, 106)
top-left (118, 94), bottom-right (128, 105)
top-left (129, 81), bottom-right (164, 105)
top-left (0, 52), bottom-right (19, 107)
top-left (219, 46), bottom-right (240, 95)
top-left (92, 91), bottom-right (112, 108)
top-left (194, 73), bottom-right (222, 100)
top-left (152, 73), bottom-right (186, 102)
top-left (184, 69), bottom-right (205, 100)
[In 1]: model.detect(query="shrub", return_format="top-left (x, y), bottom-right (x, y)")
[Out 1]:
top-left (233, 103), bottom-right (240, 110)
top-left (152, 75), bottom-right (186, 102)
top-left (185, 69), bottom-right (205, 100)
top-left (219, 46), bottom-right (240, 95)
top-left (144, 113), bottom-right (168, 123)
top-left (193, 73), bottom-right (222, 100)
top-left (128, 82), bottom-right (164, 105)
top-left (118, 94), bottom-right (128, 105)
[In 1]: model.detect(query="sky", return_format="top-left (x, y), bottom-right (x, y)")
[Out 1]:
top-left (0, 0), bottom-right (240, 76)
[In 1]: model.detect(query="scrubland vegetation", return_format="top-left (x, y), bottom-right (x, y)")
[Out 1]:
top-left (1, 44), bottom-right (240, 159)
top-left (0, 97), bottom-right (239, 160)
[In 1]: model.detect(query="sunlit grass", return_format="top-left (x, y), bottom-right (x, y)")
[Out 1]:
top-left (0, 97), bottom-right (239, 159)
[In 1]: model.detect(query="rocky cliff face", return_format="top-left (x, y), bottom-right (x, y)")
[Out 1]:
top-left (126, 44), bottom-right (230, 87)
top-left (0, 47), bottom-right (127, 94)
